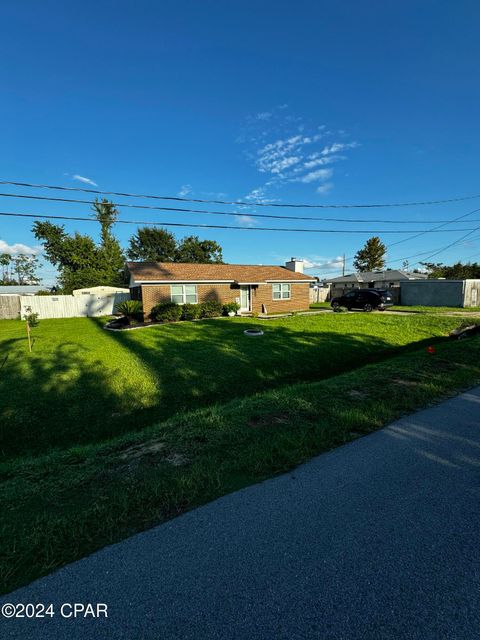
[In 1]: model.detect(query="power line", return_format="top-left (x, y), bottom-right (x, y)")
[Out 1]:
top-left (365, 206), bottom-right (480, 270)
top-left (4, 191), bottom-right (480, 224)
top-left (384, 225), bottom-right (480, 270)
top-left (304, 207), bottom-right (480, 272)
top-left (415, 225), bottom-right (480, 263)
top-left (386, 232), bottom-right (480, 266)
top-left (2, 178), bottom-right (480, 209)
top-left (3, 210), bottom-right (480, 234)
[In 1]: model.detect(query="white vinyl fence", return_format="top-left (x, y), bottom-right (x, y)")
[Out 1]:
top-left (18, 292), bottom-right (130, 320)
top-left (309, 286), bottom-right (330, 303)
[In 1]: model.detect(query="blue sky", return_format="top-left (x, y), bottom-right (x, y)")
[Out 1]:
top-left (1, 0), bottom-right (480, 284)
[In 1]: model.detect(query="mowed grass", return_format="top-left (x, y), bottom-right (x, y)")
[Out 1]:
top-left (1, 335), bottom-right (479, 594)
top-left (390, 304), bottom-right (480, 313)
top-left (310, 302), bottom-right (480, 313)
top-left (0, 313), bottom-right (463, 459)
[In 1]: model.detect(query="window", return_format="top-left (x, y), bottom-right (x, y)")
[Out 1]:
top-left (272, 283), bottom-right (291, 300)
top-left (170, 284), bottom-right (198, 304)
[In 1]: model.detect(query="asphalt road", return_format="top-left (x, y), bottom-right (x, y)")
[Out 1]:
top-left (3, 387), bottom-right (480, 640)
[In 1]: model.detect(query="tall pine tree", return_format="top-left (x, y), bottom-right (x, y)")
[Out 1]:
top-left (353, 236), bottom-right (386, 272)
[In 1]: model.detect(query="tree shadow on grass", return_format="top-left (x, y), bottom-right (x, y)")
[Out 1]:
top-left (91, 316), bottom-right (448, 434)
top-left (0, 315), bottom-right (448, 460)
top-left (0, 336), bottom-right (160, 461)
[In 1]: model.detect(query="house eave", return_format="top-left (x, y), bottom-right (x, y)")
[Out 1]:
top-left (131, 278), bottom-right (315, 286)
top-left (131, 279), bottom-right (235, 286)
top-left (265, 279), bottom-right (315, 283)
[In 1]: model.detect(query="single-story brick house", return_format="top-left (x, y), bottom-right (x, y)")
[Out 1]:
top-left (126, 258), bottom-right (315, 317)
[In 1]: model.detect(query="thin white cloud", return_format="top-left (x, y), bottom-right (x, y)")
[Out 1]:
top-left (178, 184), bottom-right (193, 197)
top-left (235, 215), bottom-right (258, 227)
top-left (72, 174), bottom-right (98, 187)
top-left (256, 111), bottom-right (272, 121)
top-left (321, 142), bottom-right (359, 156)
top-left (317, 182), bottom-right (334, 195)
top-left (297, 168), bottom-right (333, 184)
top-left (299, 255), bottom-right (344, 270)
top-left (0, 240), bottom-right (42, 256)
top-left (238, 106), bottom-right (359, 198)
top-left (243, 187), bottom-right (277, 205)
top-left (303, 155), bottom-right (343, 169)
top-left (201, 191), bottom-right (228, 198)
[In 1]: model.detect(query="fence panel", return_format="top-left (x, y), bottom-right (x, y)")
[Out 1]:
top-left (19, 293), bottom-right (130, 320)
top-left (0, 295), bottom-right (21, 319)
top-left (309, 287), bottom-right (330, 303)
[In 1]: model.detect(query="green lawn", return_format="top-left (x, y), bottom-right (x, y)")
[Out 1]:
top-left (310, 302), bottom-right (480, 313)
top-left (1, 332), bottom-right (479, 594)
top-left (390, 305), bottom-right (480, 313)
top-left (0, 313), bottom-right (464, 459)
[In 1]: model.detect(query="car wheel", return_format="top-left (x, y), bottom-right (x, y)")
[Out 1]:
top-left (364, 303), bottom-right (373, 312)
top-left (332, 302), bottom-right (340, 312)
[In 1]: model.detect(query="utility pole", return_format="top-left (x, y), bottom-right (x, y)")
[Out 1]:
top-left (342, 253), bottom-right (346, 276)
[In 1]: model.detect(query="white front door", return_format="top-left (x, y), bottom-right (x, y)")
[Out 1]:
top-left (239, 286), bottom-right (251, 312)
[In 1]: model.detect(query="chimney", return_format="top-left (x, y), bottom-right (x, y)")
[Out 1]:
top-left (285, 257), bottom-right (304, 273)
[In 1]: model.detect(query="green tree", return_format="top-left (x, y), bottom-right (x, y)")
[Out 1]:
top-left (0, 253), bottom-right (11, 283)
top-left (175, 235), bottom-right (223, 263)
top-left (33, 199), bottom-right (125, 293)
top-left (353, 236), bottom-right (386, 272)
top-left (421, 261), bottom-right (480, 279)
top-left (127, 227), bottom-right (177, 262)
top-left (11, 255), bottom-right (41, 284)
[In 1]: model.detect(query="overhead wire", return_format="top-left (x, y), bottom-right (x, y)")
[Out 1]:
top-left (3, 191), bottom-right (480, 224)
top-left (1, 178), bottom-right (480, 209)
top-left (2, 210), bottom-right (477, 234)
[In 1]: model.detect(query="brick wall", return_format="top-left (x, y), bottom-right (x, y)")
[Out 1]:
top-left (140, 283), bottom-right (239, 318)
top-left (251, 283), bottom-right (310, 314)
top-left (139, 282), bottom-right (311, 318)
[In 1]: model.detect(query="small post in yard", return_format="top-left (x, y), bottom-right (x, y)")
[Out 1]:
top-left (23, 306), bottom-right (39, 353)
top-left (26, 316), bottom-right (31, 352)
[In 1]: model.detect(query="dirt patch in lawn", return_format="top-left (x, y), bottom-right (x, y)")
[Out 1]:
top-left (347, 389), bottom-right (367, 399)
top-left (248, 412), bottom-right (292, 428)
top-left (393, 379), bottom-right (420, 387)
top-left (117, 440), bottom-right (166, 460)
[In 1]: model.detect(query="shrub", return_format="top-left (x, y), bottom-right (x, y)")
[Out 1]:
top-left (115, 299), bottom-right (143, 324)
top-left (200, 300), bottom-right (223, 318)
top-left (223, 302), bottom-right (240, 315)
top-left (150, 302), bottom-right (182, 323)
top-left (181, 303), bottom-right (202, 321)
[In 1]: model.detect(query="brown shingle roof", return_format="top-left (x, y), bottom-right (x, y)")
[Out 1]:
top-left (127, 262), bottom-right (315, 283)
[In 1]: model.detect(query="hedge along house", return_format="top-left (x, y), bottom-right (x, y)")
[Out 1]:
top-left (126, 258), bottom-right (315, 318)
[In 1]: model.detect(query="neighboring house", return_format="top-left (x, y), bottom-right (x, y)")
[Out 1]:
top-left (323, 269), bottom-right (428, 290)
top-left (72, 286), bottom-right (130, 297)
top-left (401, 279), bottom-right (480, 308)
top-left (126, 258), bottom-right (315, 317)
top-left (0, 285), bottom-right (46, 296)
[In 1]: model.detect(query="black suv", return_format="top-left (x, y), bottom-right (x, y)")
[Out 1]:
top-left (330, 288), bottom-right (393, 312)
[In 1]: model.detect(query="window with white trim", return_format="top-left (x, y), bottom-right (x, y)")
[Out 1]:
top-left (272, 283), bottom-right (291, 300)
top-left (171, 284), bottom-right (198, 304)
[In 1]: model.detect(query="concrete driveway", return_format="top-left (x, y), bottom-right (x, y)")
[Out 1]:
top-left (2, 387), bottom-right (480, 639)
